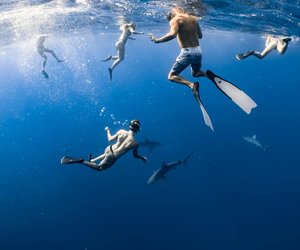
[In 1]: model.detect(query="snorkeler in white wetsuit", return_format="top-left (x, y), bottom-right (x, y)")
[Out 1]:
top-left (36, 35), bottom-right (63, 78)
top-left (236, 35), bottom-right (292, 60)
top-left (101, 22), bottom-right (143, 80)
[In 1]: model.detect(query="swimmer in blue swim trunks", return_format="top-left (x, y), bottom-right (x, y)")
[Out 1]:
top-left (148, 7), bottom-right (215, 129)
top-left (148, 7), bottom-right (257, 131)
top-left (148, 7), bottom-right (205, 97)
top-left (61, 120), bottom-right (148, 171)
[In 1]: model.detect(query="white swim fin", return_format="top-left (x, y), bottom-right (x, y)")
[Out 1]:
top-left (206, 70), bottom-right (257, 114)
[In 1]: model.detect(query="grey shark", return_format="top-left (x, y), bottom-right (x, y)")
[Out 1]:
top-left (139, 138), bottom-right (162, 152)
top-left (147, 153), bottom-right (193, 184)
top-left (243, 134), bottom-right (267, 151)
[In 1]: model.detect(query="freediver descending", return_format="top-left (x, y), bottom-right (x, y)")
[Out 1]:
top-left (61, 120), bottom-right (147, 171)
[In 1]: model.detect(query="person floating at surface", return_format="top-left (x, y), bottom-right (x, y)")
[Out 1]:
top-left (101, 22), bottom-right (144, 81)
top-left (61, 120), bottom-right (148, 171)
top-left (36, 35), bottom-right (63, 79)
top-left (236, 35), bottom-right (292, 60)
top-left (148, 6), bottom-right (257, 131)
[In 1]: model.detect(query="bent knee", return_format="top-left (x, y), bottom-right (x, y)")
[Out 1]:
top-left (168, 72), bottom-right (177, 81)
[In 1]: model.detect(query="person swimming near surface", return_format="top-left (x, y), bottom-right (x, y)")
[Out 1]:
top-left (236, 35), bottom-right (292, 60)
top-left (101, 22), bottom-right (144, 80)
top-left (36, 35), bottom-right (63, 79)
top-left (61, 120), bottom-right (148, 171)
top-left (148, 7), bottom-right (257, 131)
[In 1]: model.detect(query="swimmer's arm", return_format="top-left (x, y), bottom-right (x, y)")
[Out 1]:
top-left (132, 31), bottom-right (144, 35)
top-left (148, 19), bottom-right (178, 43)
top-left (133, 146), bottom-right (148, 163)
top-left (197, 23), bottom-right (202, 39)
top-left (129, 27), bottom-right (144, 35)
top-left (105, 127), bottom-right (118, 142)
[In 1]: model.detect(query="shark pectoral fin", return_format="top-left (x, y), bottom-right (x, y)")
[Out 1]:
top-left (253, 134), bottom-right (257, 139)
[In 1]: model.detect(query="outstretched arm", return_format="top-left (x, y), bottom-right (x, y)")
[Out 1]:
top-left (128, 27), bottom-right (144, 35)
top-left (133, 146), bottom-right (147, 163)
top-left (133, 31), bottom-right (144, 35)
top-left (148, 19), bottom-right (178, 43)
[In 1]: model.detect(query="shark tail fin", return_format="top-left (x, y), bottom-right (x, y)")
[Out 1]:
top-left (183, 152), bottom-right (193, 165)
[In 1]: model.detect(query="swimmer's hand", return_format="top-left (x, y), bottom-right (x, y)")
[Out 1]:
top-left (148, 33), bottom-right (158, 43)
top-left (105, 127), bottom-right (109, 131)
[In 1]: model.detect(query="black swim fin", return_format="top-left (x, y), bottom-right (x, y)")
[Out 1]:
top-left (42, 70), bottom-right (49, 79)
top-left (108, 68), bottom-right (112, 81)
top-left (236, 50), bottom-right (254, 60)
top-left (61, 156), bottom-right (84, 164)
top-left (206, 70), bottom-right (257, 114)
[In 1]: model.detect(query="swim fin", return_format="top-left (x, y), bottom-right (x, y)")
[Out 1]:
top-left (108, 68), bottom-right (112, 81)
top-left (42, 70), bottom-right (49, 79)
top-left (61, 156), bottom-right (84, 164)
top-left (206, 70), bottom-right (257, 114)
top-left (236, 50), bottom-right (254, 60)
top-left (192, 82), bottom-right (214, 131)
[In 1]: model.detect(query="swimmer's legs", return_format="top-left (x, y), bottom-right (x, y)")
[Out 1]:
top-left (81, 161), bottom-right (105, 171)
top-left (108, 46), bottom-right (125, 80)
top-left (44, 48), bottom-right (63, 63)
top-left (42, 54), bottom-right (47, 71)
top-left (168, 72), bottom-right (194, 89)
top-left (90, 153), bottom-right (105, 162)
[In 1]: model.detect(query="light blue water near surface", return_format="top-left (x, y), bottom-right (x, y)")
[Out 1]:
top-left (1, 1), bottom-right (300, 250)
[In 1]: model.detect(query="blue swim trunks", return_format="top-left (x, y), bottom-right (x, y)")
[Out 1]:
top-left (170, 46), bottom-right (202, 75)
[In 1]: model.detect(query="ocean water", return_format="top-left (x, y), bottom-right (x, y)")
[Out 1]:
top-left (1, 1), bottom-right (300, 250)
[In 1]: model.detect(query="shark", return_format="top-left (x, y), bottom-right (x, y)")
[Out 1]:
top-left (147, 153), bottom-right (193, 184)
top-left (139, 138), bottom-right (162, 152)
top-left (243, 134), bottom-right (268, 151)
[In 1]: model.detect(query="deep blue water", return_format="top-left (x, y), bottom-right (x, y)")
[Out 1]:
top-left (1, 1), bottom-right (300, 250)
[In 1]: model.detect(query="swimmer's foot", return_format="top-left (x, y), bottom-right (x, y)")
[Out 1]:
top-left (61, 156), bottom-right (84, 164)
top-left (101, 55), bottom-right (112, 62)
top-left (41, 70), bottom-right (49, 79)
top-left (108, 68), bottom-right (112, 81)
top-left (236, 50), bottom-right (254, 60)
top-left (192, 82), bottom-right (200, 100)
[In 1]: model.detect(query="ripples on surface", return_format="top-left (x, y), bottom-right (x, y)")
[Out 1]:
top-left (0, 0), bottom-right (299, 47)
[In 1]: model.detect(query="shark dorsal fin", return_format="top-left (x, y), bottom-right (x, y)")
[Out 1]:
top-left (253, 134), bottom-right (256, 139)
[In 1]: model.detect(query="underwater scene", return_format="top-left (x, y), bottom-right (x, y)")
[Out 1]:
top-left (0, 1), bottom-right (300, 249)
